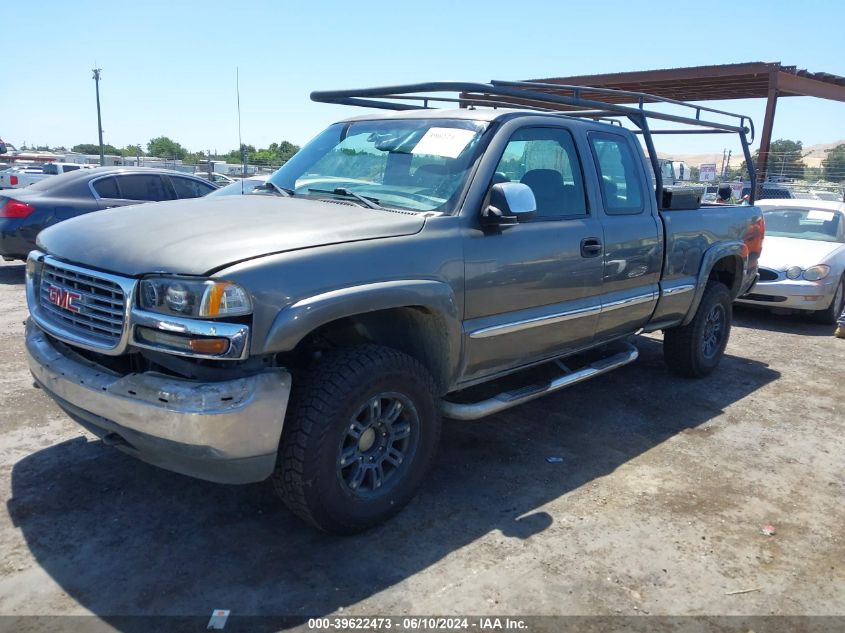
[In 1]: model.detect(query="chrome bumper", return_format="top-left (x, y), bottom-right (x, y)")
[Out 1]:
top-left (736, 277), bottom-right (838, 311)
top-left (26, 321), bottom-right (291, 484)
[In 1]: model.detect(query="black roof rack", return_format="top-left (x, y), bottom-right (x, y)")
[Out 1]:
top-left (311, 80), bottom-right (757, 204)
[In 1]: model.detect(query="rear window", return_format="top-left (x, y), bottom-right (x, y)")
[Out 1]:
top-left (760, 207), bottom-right (842, 242)
top-left (92, 177), bottom-right (120, 198)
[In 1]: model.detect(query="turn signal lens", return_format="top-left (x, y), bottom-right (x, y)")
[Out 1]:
top-left (135, 326), bottom-right (230, 356)
top-left (187, 338), bottom-right (229, 355)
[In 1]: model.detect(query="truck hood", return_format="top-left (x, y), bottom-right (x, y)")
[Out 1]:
top-left (37, 195), bottom-right (426, 276)
top-left (759, 235), bottom-right (844, 270)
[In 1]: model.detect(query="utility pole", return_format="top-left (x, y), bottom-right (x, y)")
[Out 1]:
top-left (92, 67), bottom-right (105, 166)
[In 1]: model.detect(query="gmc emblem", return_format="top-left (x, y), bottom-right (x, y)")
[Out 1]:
top-left (47, 285), bottom-right (81, 313)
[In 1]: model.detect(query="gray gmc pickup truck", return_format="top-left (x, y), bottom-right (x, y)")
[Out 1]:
top-left (23, 82), bottom-right (765, 533)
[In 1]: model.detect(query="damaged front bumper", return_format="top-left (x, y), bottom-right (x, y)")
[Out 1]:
top-left (25, 320), bottom-right (291, 484)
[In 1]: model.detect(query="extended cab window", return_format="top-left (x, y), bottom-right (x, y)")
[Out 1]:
top-left (92, 176), bottom-right (119, 198)
top-left (170, 176), bottom-right (215, 199)
top-left (493, 127), bottom-right (587, 219)
top-left (114, 175), bottom-right (171, 201)
top-left (589, 133), bottom-right (644, 215)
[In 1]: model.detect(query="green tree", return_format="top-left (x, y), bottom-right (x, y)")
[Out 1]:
top-left (757, 139), bottom-right (805, 180)
top-left (821, 144), bottom-right (845, 182)
top-left (147, 136), bottom-right (188, 160)
top-left (120, 144), bottom-right (145, 158)
top-left (72, 143), bottom-right (120, 155)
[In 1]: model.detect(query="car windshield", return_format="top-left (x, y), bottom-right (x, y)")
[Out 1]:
top-left (761, 207), bottom-right (842, 242)
top-left (267, 118), bottom-right (489, 212)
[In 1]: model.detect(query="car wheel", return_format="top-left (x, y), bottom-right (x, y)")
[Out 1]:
top-left (813, 275), bottom-right (845, 325)
top-left (663, 281), bottom-right (732, 378)
top-left (272, 345), bottom-right (441, 534)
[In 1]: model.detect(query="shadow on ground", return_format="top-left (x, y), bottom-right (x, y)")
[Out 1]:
top-left (0, 263), bottom-right (25, 286)
top-left (7, 337), bottom-right (779, 628)
top-left (733, 305), bottom-right (835, 337)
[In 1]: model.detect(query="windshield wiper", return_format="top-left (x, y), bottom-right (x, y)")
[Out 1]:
top-left (254, 182), bottom-right (294, 197)
top-left (307, 187), bottom-right (384, 210)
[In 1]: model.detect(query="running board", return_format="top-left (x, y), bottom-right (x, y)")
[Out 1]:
top-left (441, 343), bottom-right (638, 421)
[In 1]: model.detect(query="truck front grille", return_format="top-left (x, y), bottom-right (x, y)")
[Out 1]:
top-left (38, 262), bottom-right (126, 347)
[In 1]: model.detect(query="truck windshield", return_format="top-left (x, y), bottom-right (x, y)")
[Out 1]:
top-left (267, 119), bottom-right (489, 212)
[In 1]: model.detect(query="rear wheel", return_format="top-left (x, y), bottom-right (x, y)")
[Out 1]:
top-left (272, 345), bottom-right (441, 534)
top-left (813, 275), bottom-right (845, 325)
top-left (663, 281), bottom-right (732, 378)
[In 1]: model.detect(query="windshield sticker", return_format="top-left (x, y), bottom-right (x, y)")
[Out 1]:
top-left (807, 210), bottom-right (835, 221)
top-left (411, 128), bottom-right (476, 158)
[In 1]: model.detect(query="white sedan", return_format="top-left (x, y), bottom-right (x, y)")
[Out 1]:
top-left (736, 198), bottom-right (845, 323)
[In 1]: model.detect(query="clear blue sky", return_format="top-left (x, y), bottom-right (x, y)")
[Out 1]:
top-left (2, 0), bottom-right (843, 159)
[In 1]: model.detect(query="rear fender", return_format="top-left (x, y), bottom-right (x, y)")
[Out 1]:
top-left (682, 242), bottom-right (745, 325)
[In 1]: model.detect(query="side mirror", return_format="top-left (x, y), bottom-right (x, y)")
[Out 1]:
top-left (482, 182), bottom-right (537, 226)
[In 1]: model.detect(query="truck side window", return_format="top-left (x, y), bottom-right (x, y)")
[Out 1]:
top-left (589, 133), bottom-right (644, 215)
top-left (493, 127), bottom-right (587, 219)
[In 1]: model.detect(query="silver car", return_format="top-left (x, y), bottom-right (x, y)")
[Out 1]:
top-left (736, 198), bottom-right (845, 323)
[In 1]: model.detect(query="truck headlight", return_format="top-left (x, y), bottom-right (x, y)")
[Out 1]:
top-left (803, 265), bottom-right (830, 281)
top-left (139, 277), bottom-right (252, 318)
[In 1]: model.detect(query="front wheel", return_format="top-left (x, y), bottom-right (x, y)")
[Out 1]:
top-left (813, 275), bottom-right (845, 325)
top-left (663, 281), bottom-right (732, 378)
top-left (272, 345), bottom-right (441, 534)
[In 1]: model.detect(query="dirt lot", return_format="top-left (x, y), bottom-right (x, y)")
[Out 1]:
top-left (0, 259), bottom-right (843, 628)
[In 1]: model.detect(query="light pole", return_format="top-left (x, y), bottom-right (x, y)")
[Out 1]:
top-left (92, 68), bottom-right (105, 166)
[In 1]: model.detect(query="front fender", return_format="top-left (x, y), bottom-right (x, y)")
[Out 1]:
top-left (260, 278), bottom-right (462, 367)
top-left (682, 241), bottom-right (745, 326)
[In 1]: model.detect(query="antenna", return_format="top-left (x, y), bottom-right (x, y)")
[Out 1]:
top-left (236, 67), bottom-right (245, 193)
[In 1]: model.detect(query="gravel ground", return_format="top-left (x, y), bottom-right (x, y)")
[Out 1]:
top-left (0, 259), bottom-right (843, 629)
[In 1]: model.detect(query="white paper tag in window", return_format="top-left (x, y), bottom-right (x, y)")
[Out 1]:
top-left (807, 210), bottom-right (835, 221)
top-left (411, 128), bottom-right (476, 158)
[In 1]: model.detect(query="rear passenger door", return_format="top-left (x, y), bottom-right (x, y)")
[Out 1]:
top-left (588, 132), bottom-right (662, 340)
top-left (92, 174), bottom-right (174, 209)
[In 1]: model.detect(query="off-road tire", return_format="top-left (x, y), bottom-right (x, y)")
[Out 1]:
top-left (663, 281), bottom-right (732, 378)
top-left (813, 275), bottom-right (845, 325)
top-left (272, 345), bottom-right (441, 534)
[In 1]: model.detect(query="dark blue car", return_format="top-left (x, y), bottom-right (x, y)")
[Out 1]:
top-left (0, 167), bottom-right (216, 260)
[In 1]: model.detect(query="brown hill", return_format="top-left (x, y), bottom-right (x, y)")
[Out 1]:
top-left (659, 139), bottom-right (845, 169)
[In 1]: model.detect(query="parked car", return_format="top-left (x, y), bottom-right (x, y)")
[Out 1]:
top-left (740, 183), bottom-right (794, 200)
top-left (206, 175), bottom-right (270, 197)
top-left (736, 198), bottom-right (845, 322)
top-left (23, 81), bottom-right (763, 533)
top-left (196, 172), bottom-right (235, 186)
top-left (10, 162), bottom-right (95, 189)
top-left (0, 164), bottom-right (44, 189)
top-left (1, 166), bottom-right (216, 260)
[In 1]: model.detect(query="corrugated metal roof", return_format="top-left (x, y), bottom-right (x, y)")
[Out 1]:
top-left (525, 62), bottom-right (845, 104)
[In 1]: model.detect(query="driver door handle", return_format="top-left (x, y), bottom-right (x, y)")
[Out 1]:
top-left (580, 237), bottom-right (603, 258)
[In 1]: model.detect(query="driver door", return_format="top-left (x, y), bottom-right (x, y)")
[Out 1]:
top-left (462, 125), bottom-right (604, 383)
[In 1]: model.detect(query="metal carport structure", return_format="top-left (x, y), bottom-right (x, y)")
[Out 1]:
top-left (523, 62), bottom-right (845, 193)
